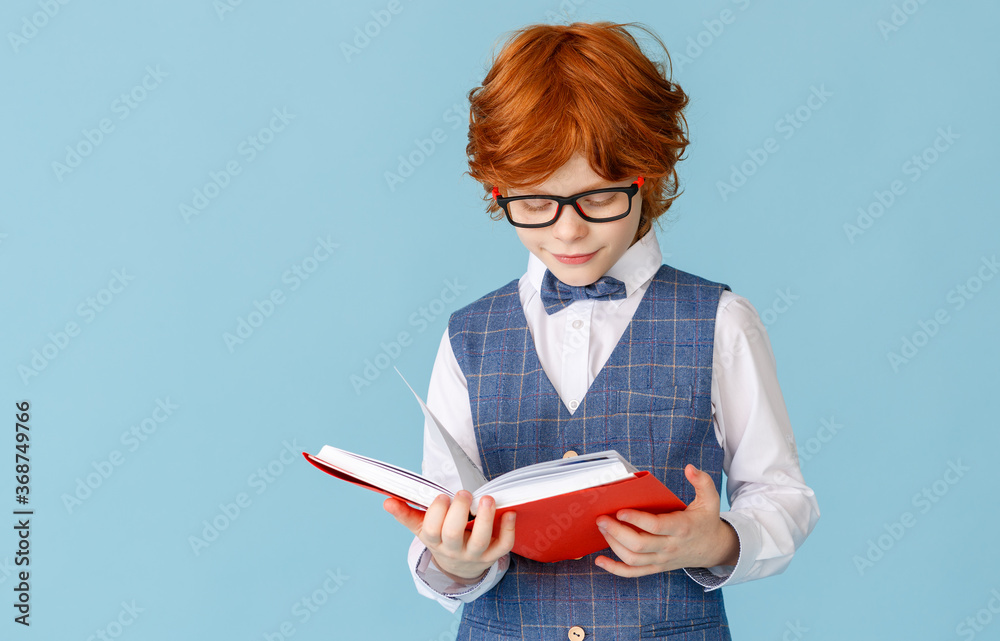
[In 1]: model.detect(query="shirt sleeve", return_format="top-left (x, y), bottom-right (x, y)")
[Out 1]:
top-left (683, 292), bottom-right (820, 590)
top-left (406, 328), bottom-right (510, 611)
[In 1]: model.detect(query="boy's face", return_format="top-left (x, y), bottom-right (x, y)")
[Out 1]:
top-left (508, 153), bottom-right (643, 287)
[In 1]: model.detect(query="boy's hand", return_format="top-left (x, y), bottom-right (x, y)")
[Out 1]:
top-left (593, 464), bottom-right (739, 577)
top-left (384, 490), bottom-right (516, 583)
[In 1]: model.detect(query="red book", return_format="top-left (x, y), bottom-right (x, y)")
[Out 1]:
top-left (302, 369), bottom-right (687, 563)
top-left (304, 449), bottom-right (686, 562)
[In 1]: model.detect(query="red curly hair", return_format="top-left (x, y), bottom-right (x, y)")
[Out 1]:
top-left (466, 21), bottom-right (690, 240)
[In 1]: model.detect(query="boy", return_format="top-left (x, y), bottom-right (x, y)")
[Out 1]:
top-left (384, 21), bottom-right (819, 640)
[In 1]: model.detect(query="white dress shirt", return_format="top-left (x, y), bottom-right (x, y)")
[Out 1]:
top-left (407, 230), bottom-right (820, 613)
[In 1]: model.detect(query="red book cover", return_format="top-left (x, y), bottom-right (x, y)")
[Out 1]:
top-left (490, 470), bottom-right (686, 562)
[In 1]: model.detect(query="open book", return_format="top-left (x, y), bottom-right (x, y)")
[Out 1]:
top-left (303, 370), bottom-right (687, 563)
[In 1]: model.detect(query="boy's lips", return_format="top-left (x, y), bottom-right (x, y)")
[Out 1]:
top-left (551, 250), bottom-right (598, 265)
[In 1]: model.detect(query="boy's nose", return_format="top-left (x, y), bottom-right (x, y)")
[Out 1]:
top-left (550, 203), bottom-right (588, 242)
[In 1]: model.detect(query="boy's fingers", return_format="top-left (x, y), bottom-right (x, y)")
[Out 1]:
top-left (419, 494), bottom-right (453, 546)
top-left (440, 490), bottom-right (474, 549)
top-left (599, 528), bottom-right (658, 568)
top-left (595, 554), bottom-right (658, 578)
top-left (598, 515), bottom-right (658, 551)
top-left (615, 509), bottom-right (670, 536)
top-left (485, 511), bottom-right (517, 559)
top-left (466, 495), bottom-right (498, 554)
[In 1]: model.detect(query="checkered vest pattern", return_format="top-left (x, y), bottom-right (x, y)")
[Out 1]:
top-left (447, 264), bottom-right (733, 640)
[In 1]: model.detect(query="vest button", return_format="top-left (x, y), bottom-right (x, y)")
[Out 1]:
top-left (568, 626), bottom-right (586, 640)
top-left (563, 450), bottom-right (578, 459)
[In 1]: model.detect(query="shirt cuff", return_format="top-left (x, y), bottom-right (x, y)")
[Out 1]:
top-left (683, 511), bottom-right (761, 591)
top-left (414, 546), bottom-right (509, 602)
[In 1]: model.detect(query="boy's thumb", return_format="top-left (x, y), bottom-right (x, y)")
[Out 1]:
top-left (685, 464), bottom-right (717, 501)
top-left (384, 497), bottom-right (422, 534)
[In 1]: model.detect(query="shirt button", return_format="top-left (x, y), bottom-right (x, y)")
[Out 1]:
top-left (572, 319), bottom-right (584, 329)
top-left (563, 450), bottom-right (578, 459)
top-left (568, 626), bottom-right (586, 640)
top-left (568, 399), bottom-right (579, 410)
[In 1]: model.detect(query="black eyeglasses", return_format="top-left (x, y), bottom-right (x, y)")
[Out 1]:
top-left (492, 176), bottom-right (644, 228)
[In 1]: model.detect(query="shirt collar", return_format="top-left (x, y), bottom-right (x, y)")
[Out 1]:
top-left (525, 229), bottom-right (663, 306)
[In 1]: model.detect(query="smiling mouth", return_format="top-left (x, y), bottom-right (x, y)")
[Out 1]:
top-left (551, 250), bottom-right (598, 265)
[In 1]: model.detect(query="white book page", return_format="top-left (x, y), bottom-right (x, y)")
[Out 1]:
top-left (315, 445), bottom-right (451, 509)
top-left (483, 450), bottom-right (638, 487)
top-left (480, 457), bottom-right (622, 493)
top-left (471, 460), bottom-right (632, 512)
top-left (395, 367), bottom-right (488, 492)
top-left (466, 451), bottom-right (637, 514)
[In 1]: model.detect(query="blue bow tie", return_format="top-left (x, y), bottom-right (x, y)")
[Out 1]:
top-left (539, 269), bottom-right (627, 314)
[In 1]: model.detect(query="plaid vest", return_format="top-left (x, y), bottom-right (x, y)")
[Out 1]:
top-left (447, 264), bottom-right (733, 641)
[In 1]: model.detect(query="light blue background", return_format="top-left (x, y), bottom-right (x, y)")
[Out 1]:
top-left (1, 1), bottom-right (997, 639)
